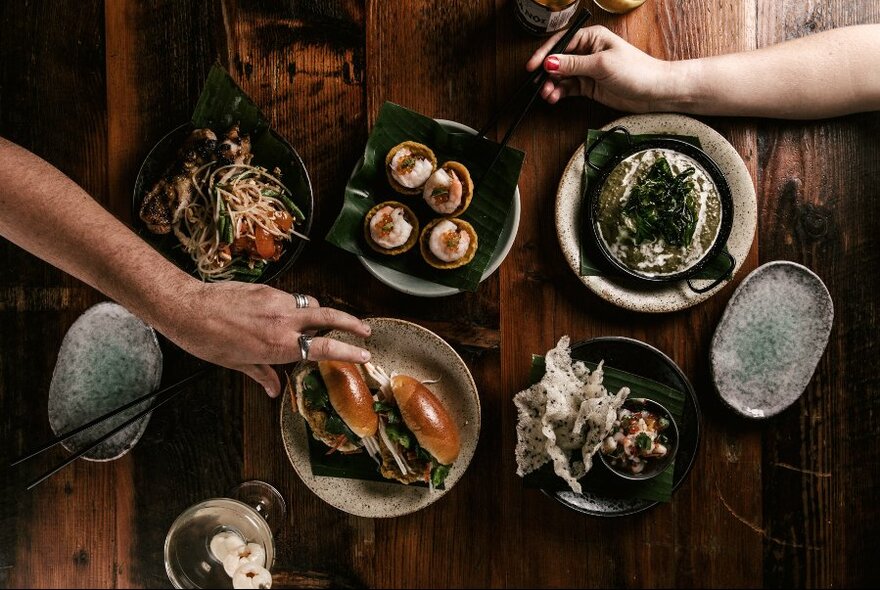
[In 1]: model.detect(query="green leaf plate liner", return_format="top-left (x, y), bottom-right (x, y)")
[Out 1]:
top-left (580, 129), bottom-right (731, 279)
top-left (306, 428), bottom-right (443, 490)
top-left (522, 356), bottom-right (685, 503)
top-left (327, 102), bottom-right (525, 292)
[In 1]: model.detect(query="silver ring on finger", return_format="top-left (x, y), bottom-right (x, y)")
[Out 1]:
top-left (298, 334), bottom-right (313, 361)
top-left (293, 292), bottom-right (309, 309)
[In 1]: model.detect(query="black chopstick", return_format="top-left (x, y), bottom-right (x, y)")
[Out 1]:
top-left (476, 9), bottom-right (591, 184)
top-left (24, 368), bottom-right (211, 490)
top-left (477, 9), bottom-right (591, 139)
top-left (10, 366), bottom-right (213, 468)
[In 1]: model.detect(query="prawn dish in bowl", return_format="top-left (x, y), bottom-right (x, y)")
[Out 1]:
top-left (419, 218), bottom-right (478, 270)
top-left (363, 201), bottom-right (419, 255)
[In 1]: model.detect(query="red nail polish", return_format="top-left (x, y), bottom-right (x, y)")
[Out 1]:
top-left (545, 56), bottom-right (560, 71)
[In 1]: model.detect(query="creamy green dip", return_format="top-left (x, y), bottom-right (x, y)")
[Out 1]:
top-left (597, 148), bottom-right (722, 277)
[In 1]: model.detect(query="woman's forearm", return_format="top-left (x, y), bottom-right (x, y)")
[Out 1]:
top-left (0, 137), bottom-right (198, 330)
top-left (667, 24), bottom-right (880, 119)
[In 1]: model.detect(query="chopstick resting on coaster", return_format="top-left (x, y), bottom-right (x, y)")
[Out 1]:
top-left (476, 9), bottom-right (591, 184)
top-left (10, 365), bottom-right (214, 490)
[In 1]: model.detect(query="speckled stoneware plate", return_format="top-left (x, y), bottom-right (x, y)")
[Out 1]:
top-left (546, 337), bottom-right (701, 517)
top-left (280, 317), bottom-right (481, 517)
top-left (358, 119), bottom-right (521, 298)
top-left (48, 302), bottom-right (162, 461)
top-left (556, 114), bottom-right (757, 312)
top-left (711, 261), bottom-right (833, 419)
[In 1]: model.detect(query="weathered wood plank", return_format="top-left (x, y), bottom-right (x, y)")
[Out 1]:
top-left (497, 1), bottom-right (762, 587)
top-left (757, 2), bottom-right (880, 587)
top-left (102, 1), bottom-right (241, 587)
top-left (0, 1), bottom-right (118, 587)
top-left (364, 1), bottom-right (502, 587)
top-left (215, 1), bottom-right (373, 586)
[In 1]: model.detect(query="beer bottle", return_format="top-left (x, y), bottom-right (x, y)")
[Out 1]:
top-left (515, 0), bottom-right (582, 36)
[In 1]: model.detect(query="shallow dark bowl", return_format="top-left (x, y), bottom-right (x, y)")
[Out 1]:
top-left (585, 127), bottom-right (734, 287)
top-left (543, 336), bottom-right (701, 517)
top-left (132, 123), bottom-right (314, 284)
top-left (599, 397), bottom-right (680, 482)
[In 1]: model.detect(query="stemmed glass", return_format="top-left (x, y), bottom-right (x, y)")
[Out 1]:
top-left (164, 480), bottom-right (286, 589)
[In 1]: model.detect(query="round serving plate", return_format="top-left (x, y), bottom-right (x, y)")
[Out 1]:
top-left (132, 122), bottom-right (314, 284)
top-left (358, 119), bottom-right (521, 298)
top-left (544, 336), bottom-right (701, 517)
top-left (280, 317), bottom-right (481, 518)
top-left (556, 113), bottom-right (757, 312)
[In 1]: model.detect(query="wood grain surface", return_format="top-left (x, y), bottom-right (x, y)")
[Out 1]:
top-left (1, 0), bottom-right (877, 588)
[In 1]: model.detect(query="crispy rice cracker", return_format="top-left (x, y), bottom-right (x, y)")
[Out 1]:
top-left (514, 336), bottom-right (629, 493)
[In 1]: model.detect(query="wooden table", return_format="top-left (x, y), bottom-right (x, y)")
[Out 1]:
top-left (1, 1), bottom-right (877, 588)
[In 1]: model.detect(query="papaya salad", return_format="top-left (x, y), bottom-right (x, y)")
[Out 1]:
top-left (139, 124), bottom-right (307, 281)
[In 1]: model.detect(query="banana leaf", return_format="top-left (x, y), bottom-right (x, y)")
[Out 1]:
top-left (580, 130), bottom-right (731, 280)
top-left (133, 63), bottom-right (313, 283)
top-left (326, 102), bottom-right (525, 292)
top-left (306, 433), bottom-right (442, 490)
top-left (522, 356), bottom-right (684, 503)
top-left (191, 63), bottom-right (267, 136)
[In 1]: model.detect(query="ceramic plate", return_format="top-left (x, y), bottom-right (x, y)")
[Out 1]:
top-left (556, 114), bottom-right (757, 312)
top-left (280, 317), bottom-right (481, 517)
top-left (358, 119), bottom-right (521, 297)
top-left (545, 336), bottom-right (701, 517)
top-left (711, 261), bottom-right (833, 419)
top-left (48, 302), bottom-right (162, 462)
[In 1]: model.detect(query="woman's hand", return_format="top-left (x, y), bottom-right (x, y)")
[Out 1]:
top-left (526, 25), bottom-right (679, 112)
top-left (158, 280), bottom-right (372, 398)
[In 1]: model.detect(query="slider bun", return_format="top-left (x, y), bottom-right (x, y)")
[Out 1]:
top-left (318, 361), bottom-right (378, 438)
top-left (390, 375), bottom-right (460, 465)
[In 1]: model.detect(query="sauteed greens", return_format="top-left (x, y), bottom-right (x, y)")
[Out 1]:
top-left (623, 157), bottom-right (697, 248)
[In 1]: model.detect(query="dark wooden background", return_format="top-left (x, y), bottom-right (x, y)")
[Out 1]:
top-left (1, 0), bottom-right (877, 587)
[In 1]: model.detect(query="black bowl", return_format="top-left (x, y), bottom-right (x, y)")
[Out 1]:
top-left (599, 397), bottom-right (680, 481)
top-left (585, 126), bottom-right (734, 293)
top-left (132, 123), bottom-right (314, 283)
top-left (543, 336), bottom-right (701, 517)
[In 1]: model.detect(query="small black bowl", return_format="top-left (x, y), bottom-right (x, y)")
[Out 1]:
top-left (132, 122), bottom-right (314, 284)
top-left (599, 397), bottom-right (679, 482)
top-left (585, 126), bottom-right (735, 294)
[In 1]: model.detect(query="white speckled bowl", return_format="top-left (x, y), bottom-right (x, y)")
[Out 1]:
top-left (556, 114), bottom-right (757, 313)
top-left (280, 317), bottom-right (481, 517)
top-left (711, 261), bottom-right (833, 419)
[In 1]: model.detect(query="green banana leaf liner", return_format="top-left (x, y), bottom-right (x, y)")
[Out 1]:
top-left (522, 357), bottom-right (684, 503)
top-left (305, 432), bottom-right (442, 490)
top-left (327, 101), bottom-right (525, 292)
top-left (132, 63), bottom-right (313, 283)
top-left (580, 130), bottom-right (730, 279)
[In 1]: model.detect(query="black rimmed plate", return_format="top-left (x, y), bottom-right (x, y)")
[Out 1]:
top-left (132, 122), bottom-right (314, 284)
top-left (543, 336), bottom-right (701, 517)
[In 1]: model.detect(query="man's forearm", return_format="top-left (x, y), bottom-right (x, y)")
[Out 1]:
top-left (666, 24), bottom-right (880, 119)
top-left (0, 137), bottom-right (197, 329)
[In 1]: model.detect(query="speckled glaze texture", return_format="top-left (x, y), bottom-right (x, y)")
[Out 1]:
top-left (280, 317), bottom-right (481, 517)
top-left (710, 261), bottom-right (833, 419)
top-left (556, 114), bottom-right (758, 313)
top-left (48, 302), bottom-right (162, 461)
